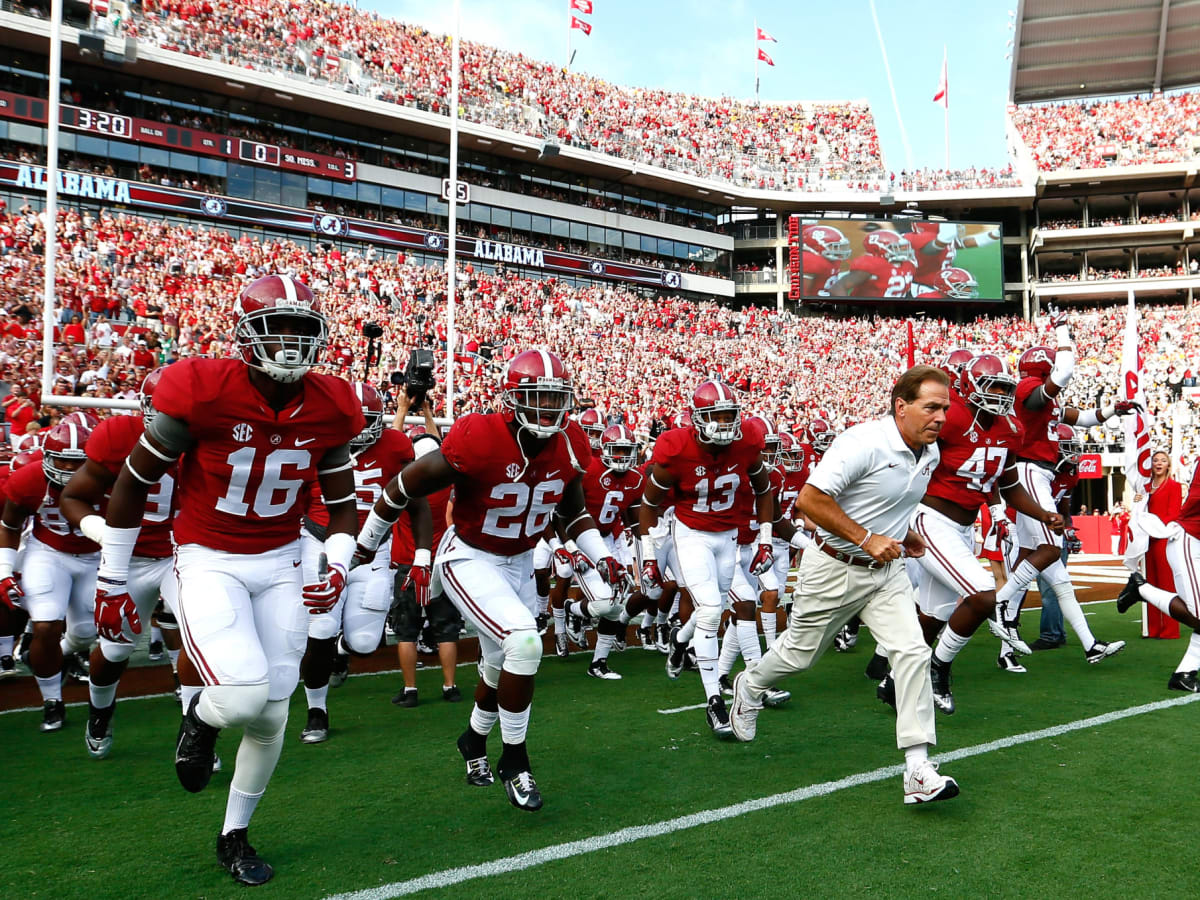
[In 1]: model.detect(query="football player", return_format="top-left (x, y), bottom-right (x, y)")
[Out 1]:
top-left (577, 407), bottom-right (606, 452)
top-left (905, 221), bottom-right (1000, 292)
top-left (296, 382), bottom-right (429, 743)
top-left (830, 231), bottom-right (916, 298)
top-left (640, 381), bottom-right (775, 737)
top-left (0, 421), bottom-right (97, 732)
top-left (59, 368), bottom-right (184, 758)
top-left (801, 224), bottom-right (852, 297)
top-left (910, 354), bottom-right (1061, 713)
top-left (991, 308), bottom-right (1137, 663)
top-left (354, 349), bottom-right (624, 812)
top-left (93, 274), bottom-right (364, 886)
top-left (914, 268), bottom-right (979, 301)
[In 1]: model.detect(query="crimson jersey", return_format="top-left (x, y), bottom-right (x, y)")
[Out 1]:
top-left (779, 468), bottom-right (807, 521)
top-left (307, 429), bottom-right (414, 531)
top-left (151, 358), bottom-right (364, 554)
top-left (5, 461), bottom-right (99, 554)
top-left (1050, 465), bottom-right (1079, 506)
top-left (650, 426), bottom-right (765, 532)
top-left (802, 252), bottom-right (842, 295)
top-left (392, 485), bottom-right (452, 566)
top-left (925, 396), bottom-right (1023, 512)
top-left (735, 465), bottom-right (783, 544)
top-left (845, 255), bottom-right (915, 298)
top-left (440, 414), bottom-right (591, 555)
top-left (87, 414), bottom-right (175, 558)
top-left (582, 458), bottom-right (644, 538)
top-left (1177, 463), bottom-right (1200, 539)
top-left (907, 231), bottom-right (956, 283)
top-left (1014, 376), bottom-right (1062, 464)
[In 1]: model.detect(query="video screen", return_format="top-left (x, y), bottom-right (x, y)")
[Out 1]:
top-left (792, 217), bottom-right (1004, 303)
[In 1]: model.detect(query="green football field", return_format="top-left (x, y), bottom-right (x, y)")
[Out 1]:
top-left (4, 600), bottom-right (1198, 899)
top-left (954, 244), bottom-right (1004, 301)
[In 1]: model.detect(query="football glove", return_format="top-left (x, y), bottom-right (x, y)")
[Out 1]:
top-left (302, 553), bottom-right (347, 614)
top-left (1113, 399), bottom-right (1144, 416)
top-left (0, 575), bottom-right (22, 611)
top-left (593, 556), bottom-right (624, 585)
top-left (402, 563), bottom-right (432, 607)
top-left (641, 558), bottom-right (662, 590)
top-left (94, 577), bottom-right (140, 642)
top-left (749, 543), bottom-right (774, 576)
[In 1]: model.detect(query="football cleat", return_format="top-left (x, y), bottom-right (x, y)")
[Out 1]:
top-left (903, 759), bottom-right (960, 805)
top-left (656, 623), bottom-right (671, 653)
top-left (683, 646), bottom-right (698, 672)
top-left (456, 730), bottom-right (495, 787)
top-left (535, 612), bottom-right (549, 635)
top-left (762, 686), bottom-right (791, 708)
top-left (501, 770), bottom-right (543, 812)
top-left (930, 659), bottom-right (955, 715)
top-left (299, 707), bottom-right (329, 744)
top-left (706, 695), bottom-right (734, 739)
top-left (17, 630), bottom-right (32, 666)
top-left (147, 639), bottom-right (165, 662)
top-left (1085, 639), bottom-right (1125, 664)
top-left (1115, 571), bottom-right (1146, 615)
top-left (1167, 670), bottom-right (1200, 693)
top-left (0, 654), bottom-right (15, 678)
top-left (638, 625), bottom-right (656, 650)
top-left (555, 633), bottom-right (569, 658)
top-left (834, 625), bottom-right (858, 652)
top-left (587, 659), bottom-right (622, 680)
top-left (175, 695), bottom-right (220, 793)
top-left (718, 674), bottom-right (735, 696)
top-left (212, 754), bottom-right (223, 773)
top-left (986, 612), bottom-right (1030, 656)
top-left (40, 699), bottom-right (66, 733)
top-left (665, 627), bottom-right (687, 679)
top-left (85, 702), bottom-right (115, 759)
top-left (865, 652), bottom-right (890, 682)
top-left (216, 828), bottom-right (274, 886)
top-left (442, 685), bottom-right (462, 702)
top-left (329, 650), bottom-right (351, 689)
top-left (612, 632), bottom-right (627, 653)
top-left (565, 611), bottom-right (587, 648)
top-left (729, 670), bottom-right (763, 741)
top-left (997, 651), bottom-right (1027, 673)
top-left (172, 673), bottom-right (182, 702)
top-left (876, 674), bottom-right (896, 711)
top-left (391, 687), bottom-right (419, 708)
top-left (61, 650), bottom-right (89, 684)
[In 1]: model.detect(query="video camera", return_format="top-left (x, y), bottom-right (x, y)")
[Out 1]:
top-left (392, 347), bottom-right (436, 404)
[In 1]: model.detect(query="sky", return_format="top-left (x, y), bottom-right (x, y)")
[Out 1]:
top-left (370, 0), bottom-right (1018, 172)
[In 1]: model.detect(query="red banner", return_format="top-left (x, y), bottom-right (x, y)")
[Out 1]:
top-left (757, 48), bottom-right (774, 66)
top-left (756, 27), bottom-right (777, 42)
top-left (1077, 454), bottom-right (1103, 478)
top-left (570, 16), bottom-right (592, 34)
top-left (570, 0), bottom-right (593, 12)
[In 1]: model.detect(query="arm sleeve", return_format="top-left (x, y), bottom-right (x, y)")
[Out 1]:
top-left (144, 411), bottom-right (196, 456)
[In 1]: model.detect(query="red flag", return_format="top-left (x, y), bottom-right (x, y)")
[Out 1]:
top-left (755, 27), bottom-right (777, 42)
top-left (933, 49), bottom-right (948, 107)
top-left (905, 321), bottom-right (915, 369)
top-left (571, 16), bottom-right (592, 35)
top-left (757, 48), bottom-right (774, 66)
top-left (570, 0), bottom-right (593, 12)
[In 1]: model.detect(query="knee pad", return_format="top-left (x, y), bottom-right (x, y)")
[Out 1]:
top-left (477, 657), bottom-right (502, 689)
top-left (342, 621), bottom-right (382, 656)
top-left (308, 610), bottom-right (341, 641)
top-left (99, 637), bottom-right (135, 664)
top-left (1042, 559), bottom-right (1069, 584)
top-left (500, 629), bottom-right (542, 676)
top-left (197, 682), bottom-right (270, 730)
top-left (243, 697), bottom-right (289, 743)
top-left (61, 628), bottom-right (95, 654)
top-left (694, 604), bottom-right (723, 634)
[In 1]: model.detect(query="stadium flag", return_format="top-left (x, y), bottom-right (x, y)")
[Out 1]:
top-left (757, 48), bottom-right (775, 66)
top-left (933, 49), bottom-right (948, 107)
top-left (570, 16), bottom-right (592, 35)
top-left (570, 0), bottom-right (593, 13)
top-left (905, 321), bottom-right (915, 370)
top-left (756, 27), bottom-right (777, 42)
top-left (92, 0), bottom-right (110, 14)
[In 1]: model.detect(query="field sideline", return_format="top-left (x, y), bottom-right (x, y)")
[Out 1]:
top-left (5, 558), bottom-right (1199, 898)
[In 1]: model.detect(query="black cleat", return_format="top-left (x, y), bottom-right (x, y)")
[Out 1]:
top-left (0, 654), bottom-right (16, 678)
top-left (216, 828), bottom-right (274, 886)
top-left (175, 695), bottom-right (220, 793)
top-left (329, 651), bottom-right (351, 689)
top-left (666, 627), bottom-right (687, 679)
top-left (706, 695), bottom-right (733, 739)
top-left (61, 651), bottom-right (89, 684)
top-left (865, 652), bottom-right (890, 682)
top-left (456, 730), bottom-right (495, 787)
top-left (718, 674), bottom-right (735, 696)
top-left (587, 659), bottom-right (622, 680)
top-left (1116, 571), bottom-right (1146, 615)
top-left (299, 707), bottom-right (329, 744)
top-left (391, 687), bottom-right (419, 708)
top-left (500, 770), bottom-right (543, 812)
top-left (876, 674), bottom-right (897, 711)
top-left (85, 702), bottom-right (115, 758)
top-left (1085, 640), bottom-right (1126, 664)
top-left (930, 659), bottom-right (955, 715)
top-left (535, 612), bottom-right (549, 635)
top-left (148, 639), bottom-right (165, 661)
top-left (1168, 670), bottom-right (1199, 693)
top-left (40, 699), bottom-right (66, 732)
top-left (442, 685), bottom-right (462, 702)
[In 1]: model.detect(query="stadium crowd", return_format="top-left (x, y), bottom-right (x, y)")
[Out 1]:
top-left (2, 205), bottom-right (1198, 462)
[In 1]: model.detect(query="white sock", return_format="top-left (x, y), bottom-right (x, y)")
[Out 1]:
top-left (230, 698), bottom-right (288, 796)
top-left (1177, 632), bottom-right (1200, 673)
top-left (167, 648), bottom-right (181, 672)
top-left (736, 618), bottom-right (761, 663)
top-left (762, 613), bottom-right (777, 650)
top-left (36, 674), bottom-right (62, 702)
top-left (552, 606), bottom-right (565, 635)
top-left (996, 560), bottom-right (1040, 618)
top-left (904, 743), bottom-right (929, 774)
top-left (150, 625), bottom-right (163, 645)
top-left (1051, 581), bottom-right (1096, 648)
top-left (655, 611), bottom-right (668, 625)
top-left (498, 705), bottom-right (530, 744)
top-left (1139, 583), bottom-right (1176, 616)
top-left (89, 679), bottom-right (118, 709)
top-left (592, 632), bottom-right (614, 663)
top-left (933, 626), bottom-right (970, 665)
top-left (304, 685), bottom-right (329, 711)
top-left (179, 684), bottom-right (202, 712)
top-left (469, 704), bottom-right (498, 736)
top-left (222, 788), bottom-right (264, 835)
top-left (717, 624), bottom-right (741, 677)
top-left (678, 616), bottom-right (697, 644)
top-left (536, 592), bottom-right (548, 616)
top-left (694, 630), bottom-right (720, 699)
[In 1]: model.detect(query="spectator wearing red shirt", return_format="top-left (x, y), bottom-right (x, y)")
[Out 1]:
top-left (1143, 452), bottom-right (1183, 639)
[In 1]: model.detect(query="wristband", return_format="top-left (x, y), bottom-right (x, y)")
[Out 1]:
top-left (323, 531), bottom-right (356, 575)
top-left (357, 509), bottom-right (394, 552)
top-left (640, 535), bottom-right (656, 561)
top-left (80, 514), bottom-right (106, 544)
top-left (1054, 324), bottom-right (1072, 346)
top-left (0, 546), bottom-right (14, 580)
top-left (98, 523), bottom-right (140, 581)
top-left (857, 530), bottom-right (872, 549)
top-left (757, 522), bottom-right (772, 545)
top-left (789, 531), bottom-right (811, 551)
top-left (412, 548), bottom-right (431, 567)
top-left (574, 528), bottom-right (609, 567)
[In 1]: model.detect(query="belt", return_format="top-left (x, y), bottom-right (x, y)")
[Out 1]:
top-left (815, 537), bottom-right (883, 570)
top-left (1017, 458), bottom-right (1057, 473)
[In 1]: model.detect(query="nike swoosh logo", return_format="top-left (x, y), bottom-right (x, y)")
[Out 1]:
top-left (292, 560), bottom-right (301, 567)
top-left (296, 438), bottom-right (316, 447)
top-left (887, 463), bottom-right (900, 468)
top-left (546, 469), bottom-right (560, 478)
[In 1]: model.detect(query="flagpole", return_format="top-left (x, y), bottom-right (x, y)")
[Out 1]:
top-left (445, 0), bottom-right (460, 420)
top-left (943, 46), bottom-right (950, 170)
top-left (567, 3), bottom-right (572, 74)
top-left (754, 18), bottom-right (759, 105)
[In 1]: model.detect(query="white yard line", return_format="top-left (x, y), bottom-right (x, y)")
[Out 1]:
top-left (326, 693), bottom-right (1200, 900)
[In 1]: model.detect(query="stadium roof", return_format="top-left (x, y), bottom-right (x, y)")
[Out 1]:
top-left (1009, 0), bottom-right (1200, 104)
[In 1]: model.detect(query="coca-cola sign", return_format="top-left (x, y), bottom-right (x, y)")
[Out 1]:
top-left (1077, 454), bottom-right (1102, 478)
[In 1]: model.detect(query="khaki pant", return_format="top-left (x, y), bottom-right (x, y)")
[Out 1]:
top-left (744, 546), bottom-right (936, 749)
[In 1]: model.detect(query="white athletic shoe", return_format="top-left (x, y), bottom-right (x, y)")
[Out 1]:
top-left (903, 759), bottom-right (960, 805)
top-left (986, 614), bottom-right (1031, 656)
top-left (729, 670), bottom-right (763, 742)
top-left (996, 651), bottom-right (1027, 674)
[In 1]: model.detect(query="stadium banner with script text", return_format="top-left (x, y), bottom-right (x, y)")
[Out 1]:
top-left (792, 217), bottom-right (1003, 303)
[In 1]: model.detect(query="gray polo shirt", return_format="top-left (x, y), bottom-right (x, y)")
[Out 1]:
top-left (806, 416), bottom-right (940, 557)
